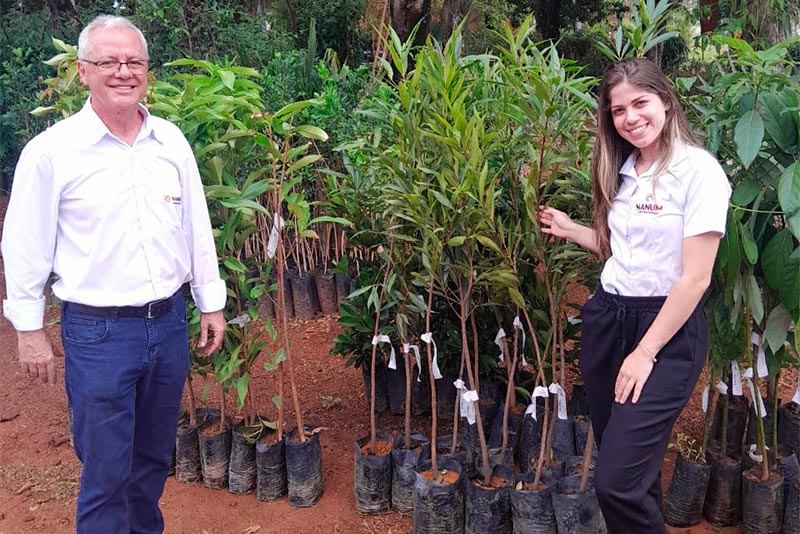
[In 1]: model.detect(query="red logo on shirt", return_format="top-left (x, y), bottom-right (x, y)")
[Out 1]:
top-left (636, 193), bottom-right (662, 214)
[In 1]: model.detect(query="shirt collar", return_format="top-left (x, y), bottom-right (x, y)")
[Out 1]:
top-left (78, 98), bottom-right (162, 146)
top-left (618, 142), bottom-right (692, 179)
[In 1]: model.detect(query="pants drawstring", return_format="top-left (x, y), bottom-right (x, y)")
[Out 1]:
top-left (615, 302), bottom-right (628, 356)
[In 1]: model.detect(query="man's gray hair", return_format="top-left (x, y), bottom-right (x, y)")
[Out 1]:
top-left (78, 15), bottom-right (149, 60)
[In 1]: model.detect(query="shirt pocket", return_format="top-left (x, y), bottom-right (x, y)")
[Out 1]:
top-left (138, 156), bottom-right (184, 229)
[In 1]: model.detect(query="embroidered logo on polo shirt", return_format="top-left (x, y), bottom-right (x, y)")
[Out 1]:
top-left (636, 193), bottom-right (663, 214)
top-left (163, 195), bottom-right (182, 204)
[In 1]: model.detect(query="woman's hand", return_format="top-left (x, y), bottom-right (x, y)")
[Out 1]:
top-left (538, 206), bottom-right (575, 240)
top-left (614, 349), bottom-right (655, 404)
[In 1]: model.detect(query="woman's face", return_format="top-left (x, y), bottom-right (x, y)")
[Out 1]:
top-left (608, 81), bottom-right (668, 161)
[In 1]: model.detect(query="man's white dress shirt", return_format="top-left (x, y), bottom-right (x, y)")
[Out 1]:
top-left (2, 99), bottom-right (226, 330)
top-left (601, 143), bottom-right (731, 297)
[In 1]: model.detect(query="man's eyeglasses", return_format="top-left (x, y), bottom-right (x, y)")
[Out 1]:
top-left (81, 59), bottom-right (149, 74)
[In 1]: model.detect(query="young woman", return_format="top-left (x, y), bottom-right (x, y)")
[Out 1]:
top-left (539, 58), bottom-right (731, 532)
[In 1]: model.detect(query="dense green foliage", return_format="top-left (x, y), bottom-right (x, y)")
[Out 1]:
top-left (3, 2), bottom-right (800, 466)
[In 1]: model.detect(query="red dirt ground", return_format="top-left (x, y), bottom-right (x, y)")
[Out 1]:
top-left (0, 194), bottom-right (793, 534)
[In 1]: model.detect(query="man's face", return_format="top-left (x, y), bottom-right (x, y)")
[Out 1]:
top-left (77, 27), bottom-right (148, 118)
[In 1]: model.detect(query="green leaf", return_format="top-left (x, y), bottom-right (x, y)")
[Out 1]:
top-left (764, 305), bottom-right (792, 354)
top-left (738, 222), bottom-right (758, 265)
top-left (293, 124), bottom-right (329, 142)
top-left (476, 234), bottom-right (502, 255)
top-left (508, 287), bottom-right (526, 308)
top-left (734, 110), bottom-right (764, 168)
top-left (778, 163), bottom-right (800, 239)
top-left (223, 257), bottom-right (247, 273)
top-left (431, 190), bottom-right (454, 209)
top-left (287, 154), bottom-right (322, 174)
top-left (236, 374), bottom-right (249, 408)
top-left (309, 215), bottom-right (352, 227)
top-left (731, 178), bottom-right (761, 207)
top-left (272, 395), bottom-right (282, 408)
top-left (746, 273), bottom-right (764, 324)
top-left (219, 197), bottom-right (270, 215)
top-left (762, 229), bottom-right (793, 291)
top-left (448, 236), bottom-right (467, 247)
top-left (758, 92), bottom-right (798, 154)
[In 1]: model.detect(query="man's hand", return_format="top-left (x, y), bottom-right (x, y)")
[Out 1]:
top-left (17, 329), bottom-right (57, 384)
top-left (614, 350), bottom-right (655, 404)
top-left (198, 310), bottom-right (225, 356)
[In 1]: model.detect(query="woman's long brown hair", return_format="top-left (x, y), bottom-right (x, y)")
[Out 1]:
top-left (591, 58), bottom-right (697, 259)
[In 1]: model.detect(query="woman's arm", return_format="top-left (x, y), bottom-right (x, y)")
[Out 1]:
top-left (614, 232), bottom-right (721, 404)
top-left (538, 206), bottom-right (601, 254)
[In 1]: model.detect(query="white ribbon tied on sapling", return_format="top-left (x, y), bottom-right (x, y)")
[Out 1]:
top-left (701, 386), bottom-right (710, 413)
top-left (420, 332), bottom-right (443, 380)
top-left (750, 332), bottom-right (769, 378)
top-left (227, 313), bottom-right (251, 328)
top-left (404, 342), bottom-right (423, 383)
top-left (731, 361), bottom-right (743, 396)
top-left (495, 328), bottom-right (506, 363)
top-left (266, 213), bottom-right (285, 259)
top-left (793, 379), bottom-right (800, 405)
top-left (549, 382), bottom-right (568, 420)
top-left (373, 335), bottom-right (396, 370)
top-left (454, 379), bottom-right (468, 418)
top-left (526, 386), bottom-right (549, 421)
top-left (743, 367), bottom-right (767, 419)
top-left (716, 381), bottom-right (728, 395)
top-left (748, 443), bottom-right (767, 463)
top-left (462, 389), bottom-right (480, 425)
top-left (513, 316), bottom-right (527, 365)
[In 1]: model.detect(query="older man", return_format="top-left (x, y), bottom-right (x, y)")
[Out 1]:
top-left (2, 15), bottom-right (226, 534)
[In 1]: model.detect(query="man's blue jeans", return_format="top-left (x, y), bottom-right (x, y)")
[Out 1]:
top-left (62, 291), bottom-right (189, 534)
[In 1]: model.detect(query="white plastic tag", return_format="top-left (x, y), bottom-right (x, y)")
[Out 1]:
top-left (420, 333), bottom-right (443, 380)
top-left (731, 362), bottom-right (743, 396)
top-left (227, 313), bottom-right (250, 328)
top-left (747, 443), bottom-right (765, 463)
top-left (529, 386), bottom-right (549, 421)
top-left (404, 343), bottom-right (422, 382)
top-left (454, 379), bottom-right (467, 417)
top-left (756, 347), bottom-right (768, 378)
top-left (743, 368), bottom-right (767, 418)
top-left (513, 316), bottom-right (527, 365)
top-left (716, 381), bottom-right (728, 395)
top-left (495, 328), bottom-right (506, 363)
top-left (549, 382), bottom-right (567, 420)
top-left (463, 390), bottom-right (479, 425)
top-left (373, 335), bottom-right (396, 370)
top-left (266, 214), bottom-right (285, 259)
top-left (701, 386), bottom-right (709, 413)
top-left (567, 316), bottom-right (581, 325)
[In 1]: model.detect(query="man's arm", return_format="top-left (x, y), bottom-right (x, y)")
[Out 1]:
top-left (198, 311), bottom-right (226, 355)
top-left (174, 132), bottom-right (227, 351)
top-left (17, 330), bottom-right (57, 384)
top-left (2, 136), bottom-right (60, 384)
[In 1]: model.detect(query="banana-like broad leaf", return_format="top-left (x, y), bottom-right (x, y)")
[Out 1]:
top-left (738, 222), bottom-right (758, 265)
top-left (758, 92), bottom-right (798, 155)
top-left (778, 163), bottom-right (800, 239)
top-left (734, 110), bottom-right (764, 168)
top-left (764, 305), bottom-right (792, 354)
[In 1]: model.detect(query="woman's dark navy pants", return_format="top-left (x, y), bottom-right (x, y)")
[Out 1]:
top-left (580, 288), bottom-right (707, 534)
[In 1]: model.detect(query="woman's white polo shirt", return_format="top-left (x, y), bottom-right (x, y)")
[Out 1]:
top-left (600, 144), bottom-right (731, 297)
